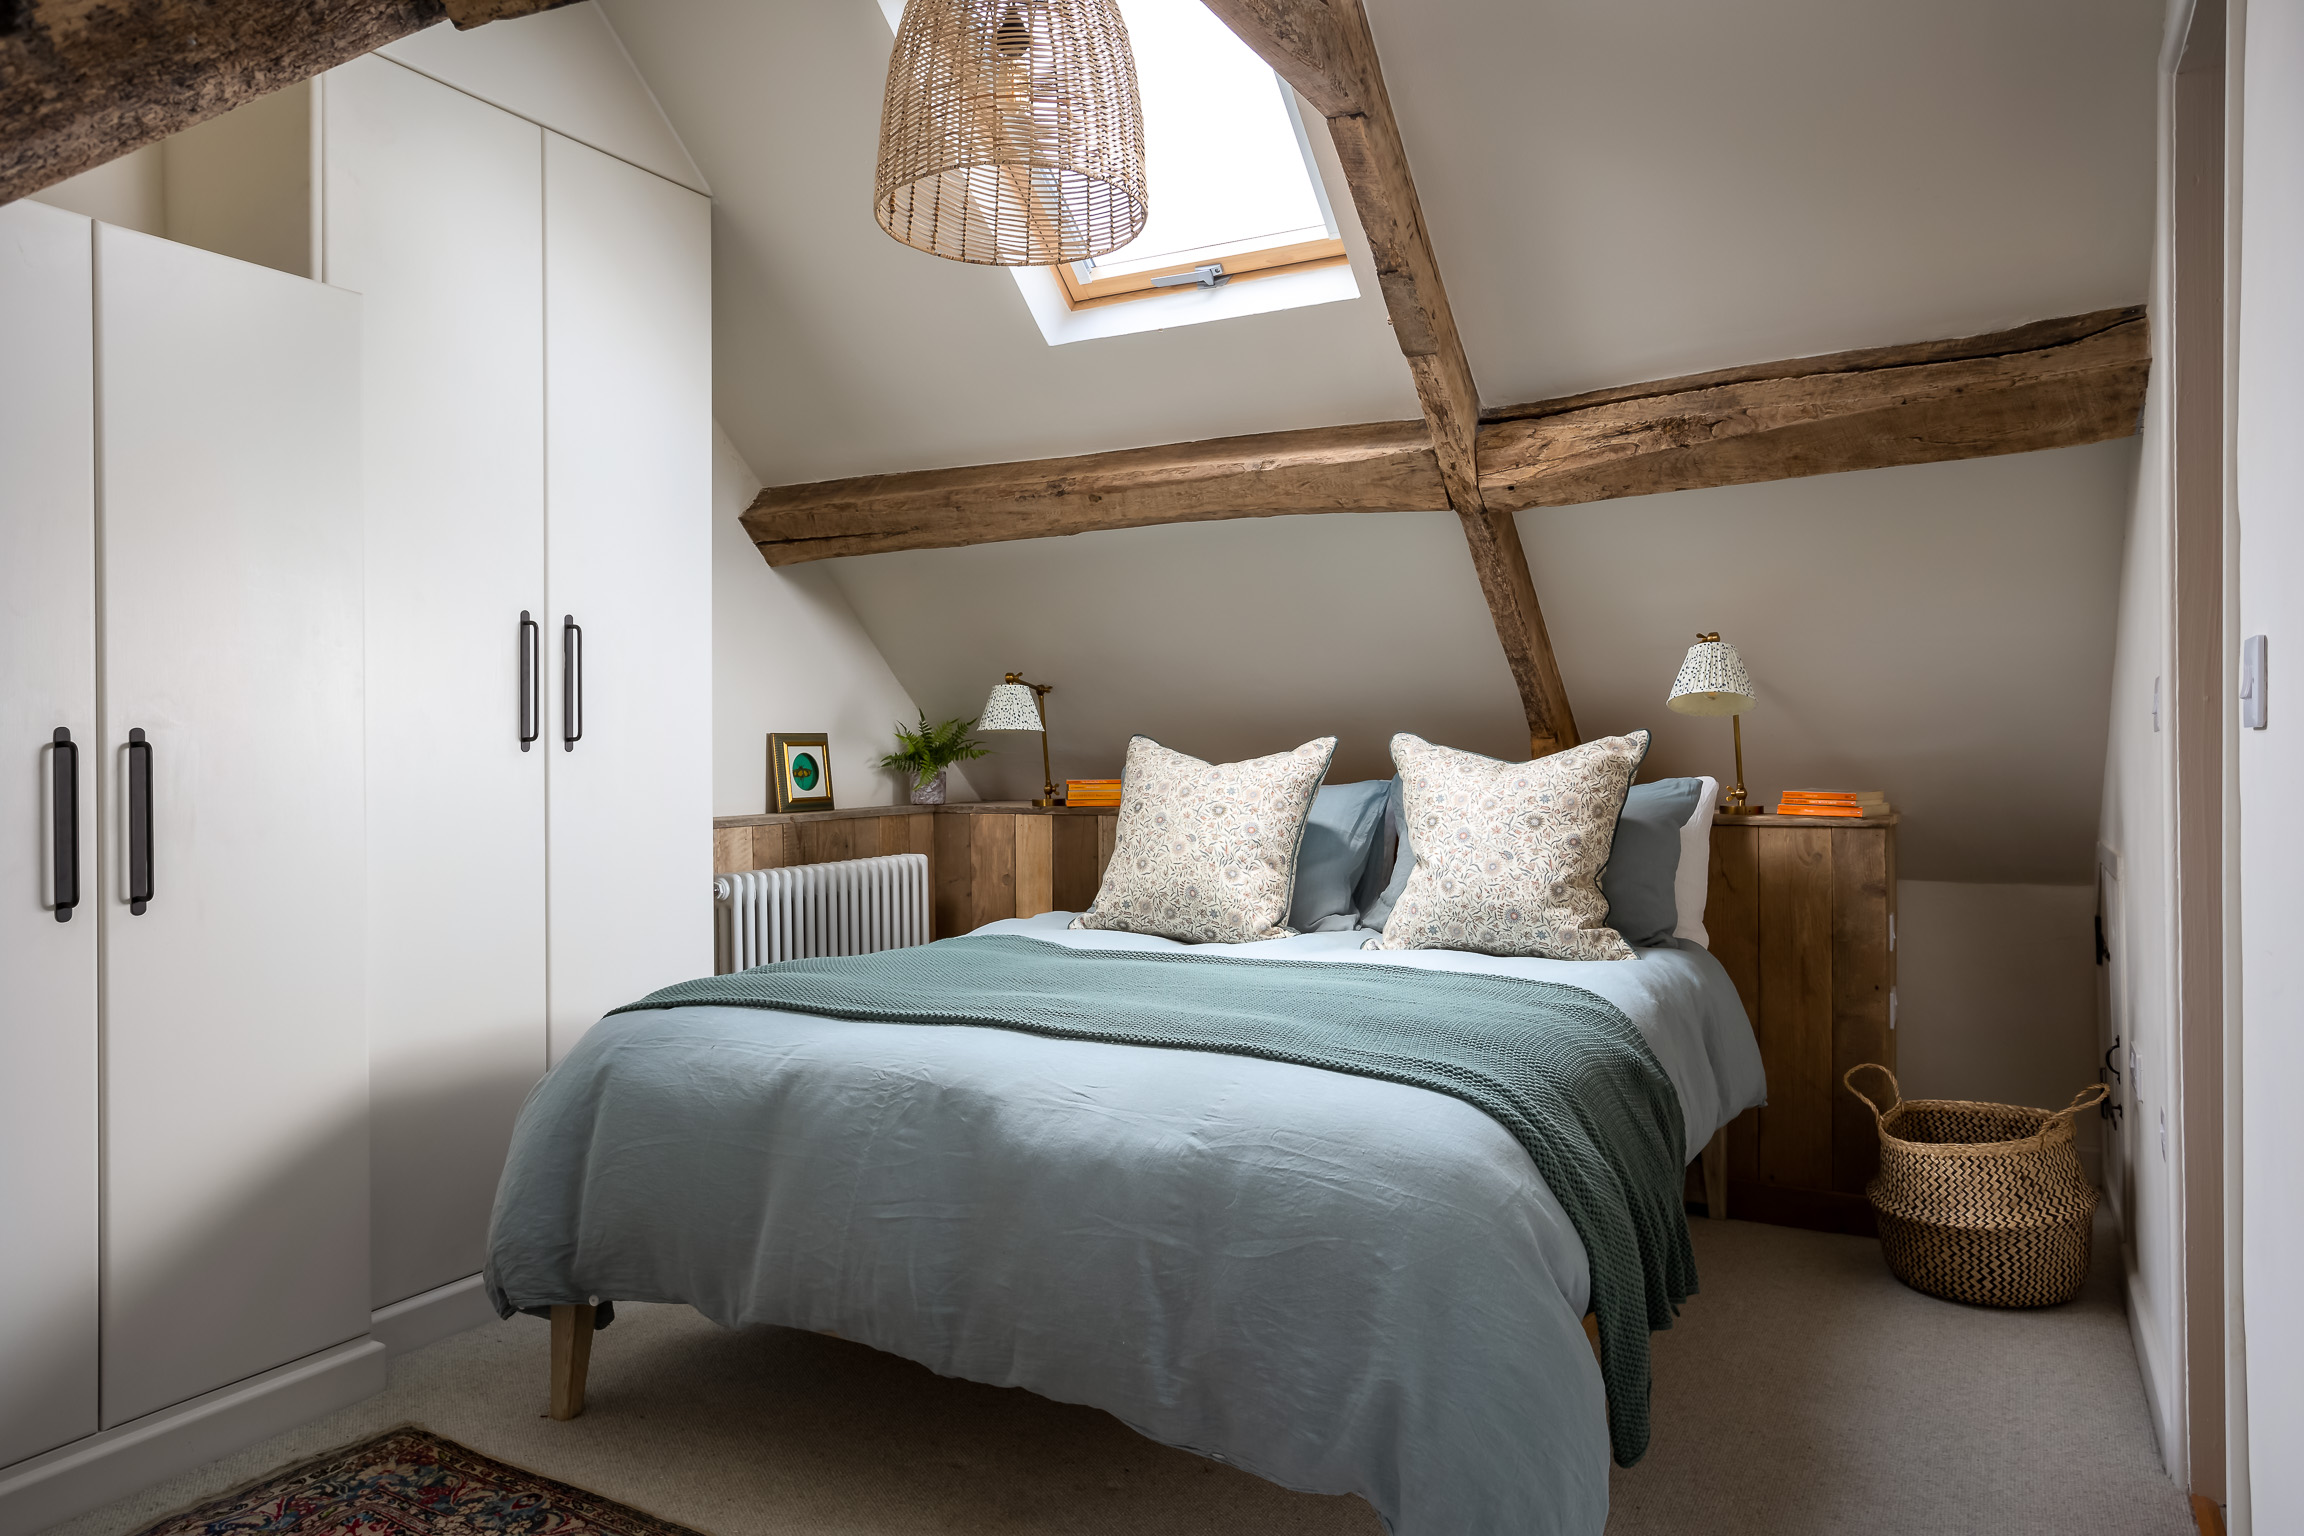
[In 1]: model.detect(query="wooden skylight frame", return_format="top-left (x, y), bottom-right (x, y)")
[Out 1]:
top-left (1054, 233), bottom-right (1349, 309)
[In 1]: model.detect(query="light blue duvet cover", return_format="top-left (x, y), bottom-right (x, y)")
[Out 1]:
top-left (485, 913), bottom-right (1766, 1536)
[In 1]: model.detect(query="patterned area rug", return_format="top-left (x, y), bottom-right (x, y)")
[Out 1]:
top-left (133, 1428), bottom-right (709, 1536)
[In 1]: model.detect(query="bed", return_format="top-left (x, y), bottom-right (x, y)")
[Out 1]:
top-left (484, 911), bottom-right (1765, 1536)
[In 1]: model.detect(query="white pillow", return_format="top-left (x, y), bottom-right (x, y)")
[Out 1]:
top-left (1672, 775), bottom-right (1719, 948)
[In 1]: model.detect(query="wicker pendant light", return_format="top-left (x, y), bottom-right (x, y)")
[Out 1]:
top-left (876, 0), bottom-right (1149, 266)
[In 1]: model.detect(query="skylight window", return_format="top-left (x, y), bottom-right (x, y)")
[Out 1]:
top-left (1058, 0), bottom-right (1344, 308)
top-left (871, 0), bottom-right (1357, 339)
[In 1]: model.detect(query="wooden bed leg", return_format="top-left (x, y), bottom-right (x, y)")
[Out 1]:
top-left (550, 1303), bottom-right (595, 1420)
top-left (1701, 1127), bottom-right (1729, 1221)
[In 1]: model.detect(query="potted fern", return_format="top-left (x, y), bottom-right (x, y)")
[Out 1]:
top-left (879, 712), bottom-right (991, 805)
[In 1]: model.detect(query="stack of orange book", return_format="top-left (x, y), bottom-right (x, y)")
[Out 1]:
top-left (1065, 778), bottom-right (1123, 807)
top-left (1774, 790), bottom-right (1891, 819)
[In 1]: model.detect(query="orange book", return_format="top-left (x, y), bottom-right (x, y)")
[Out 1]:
top-left (1781, 790), bottom-right (1886, 805)
top-left (1773, 803), bottom-right (1868, 818)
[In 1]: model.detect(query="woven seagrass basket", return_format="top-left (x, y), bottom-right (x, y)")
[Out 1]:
top-left (1843, 1064), bottom-right (2109, 1308)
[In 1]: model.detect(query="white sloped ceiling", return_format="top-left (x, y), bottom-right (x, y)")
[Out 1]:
top-left (601, 0), bottom-right (2160, 884)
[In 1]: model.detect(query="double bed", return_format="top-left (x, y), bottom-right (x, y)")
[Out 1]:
top-left (484, 910), bottom-right (1765, 1536)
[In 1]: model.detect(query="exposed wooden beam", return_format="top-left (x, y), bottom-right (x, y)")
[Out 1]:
top-left (742, 420), bottom-right (1447, 564)
top-left (1477, 306), bottom-right (2148, 512)
top-left (745, 309), bottom-right (2148, 559)
top-left (1201, 0), bottom-right (1577, 753)
top-left (0, 0), bottom-right (577, 206)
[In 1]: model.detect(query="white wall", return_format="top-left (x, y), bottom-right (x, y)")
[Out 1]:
top-left (1894, 882), bottom-right (2104, 1183)
top-left (712, 427), bottom-right (966, 814)
top-left (29, 84), bottom-right (314, 280)
top-left (2092, 0), bottom-right (2194, 1489)
top-left (30, 144), bottom-right (166, 235)
top-left (2236, 0), bottom-right (2304, 1520)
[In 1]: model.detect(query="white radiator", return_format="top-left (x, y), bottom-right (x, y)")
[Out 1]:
top-left (714, 853), bottom-right (931, 973)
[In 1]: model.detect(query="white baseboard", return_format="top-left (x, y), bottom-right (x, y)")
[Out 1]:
top-left (0, 1338), bottom-right (386, 1536)
top-left (370, 1274), bottom-right (496, 1359)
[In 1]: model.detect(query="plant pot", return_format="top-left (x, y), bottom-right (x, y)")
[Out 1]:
top-left (910, 771), bottom-right (948, 806)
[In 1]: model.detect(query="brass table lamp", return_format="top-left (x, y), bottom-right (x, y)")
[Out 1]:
top-left (980, 673), bottom-right (1058, 807)
top-left (1666, 632), bottom-right (1760, 816)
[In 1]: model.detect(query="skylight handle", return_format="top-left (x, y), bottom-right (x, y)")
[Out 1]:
top-left (1148, 263), bottom-right (1230, 290)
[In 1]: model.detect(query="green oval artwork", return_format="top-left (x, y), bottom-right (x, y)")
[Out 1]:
top-left (790, 753), bottom-right (820, 792)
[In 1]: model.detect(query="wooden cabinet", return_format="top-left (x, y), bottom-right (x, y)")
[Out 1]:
top-left (1706, 815), bottom-right (1898, 1234)
top-left (714, 804), bottom-right (1120, 938)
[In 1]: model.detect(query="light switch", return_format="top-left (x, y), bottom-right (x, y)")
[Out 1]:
top-left (2243, 634), bottom-right (2268, 729)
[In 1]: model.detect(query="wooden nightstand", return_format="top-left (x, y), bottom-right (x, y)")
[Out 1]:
top-left (1705, 814), bottom-right (1898, 1234)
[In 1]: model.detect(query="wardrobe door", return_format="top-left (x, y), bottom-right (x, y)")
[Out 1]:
top-left (325, 56), bottom-right (550, 1311)
top-left (97, 225), bottom-right (369, 1425)
top-left (0, 201), bottom-right (99, 1466)
top-left (543, 133), bottom-right (713, 1061)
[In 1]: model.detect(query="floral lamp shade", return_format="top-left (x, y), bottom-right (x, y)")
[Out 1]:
top-left (1666, 636), bottom-right (1756, 718)
top-left (979, 681), bottom-right (1046, 732)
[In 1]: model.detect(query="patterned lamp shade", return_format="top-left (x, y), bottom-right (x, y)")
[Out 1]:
top-left (876, 0), bottom-right (1149, 266)
top-left (979, 681), bottom-right (1045, 732)
top-left (1666, 636), bottom-right (1756, 718)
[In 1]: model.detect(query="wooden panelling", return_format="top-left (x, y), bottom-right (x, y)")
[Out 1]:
top-left (1097, 814), bottom-right (1119, 878)
top-left (1013, 814), bottom-right (1054, 919)
top-left (712, 827), bottom-right (748, 876)
top-left (1713, 818), bottom-right (1897, 1234)
top-left (933, 811), bottom-right (975, 940)
top-left (1829, 824), bottom-right (1893, 1197)
top-left (1051, 814), bottom-right (1104, 911)
top-left (795, 817), bottom-right (855, 866)
top-left (1756, 828), bottom-right (1834, 1191)
top-left (969, 813), bottom-right (1017, 931)
top-left (1706, 824), bottom-right (1762, 1185)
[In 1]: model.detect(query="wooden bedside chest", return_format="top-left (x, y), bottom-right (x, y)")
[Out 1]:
top-left (1705, 814), bottom-right (1899, 1234)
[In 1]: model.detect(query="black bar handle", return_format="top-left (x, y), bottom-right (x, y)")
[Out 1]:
top-left (519, 611), bottom-right (540, 751)
top-left (562, 615), bottom-right (583, 752)
top-left (126, 727), bottom-right (152, 915)
top-left (51, 727), bottom-right (78, 922)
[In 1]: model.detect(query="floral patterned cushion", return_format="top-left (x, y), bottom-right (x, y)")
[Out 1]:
top-left (1072, 734), bottom-right (1337, 944)
top-left (1366, 730), bottom-right (1650, 960)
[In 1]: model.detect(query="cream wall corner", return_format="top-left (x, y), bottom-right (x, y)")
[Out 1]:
top-left (1893, 881), bottom-right (2104, 1183)
top-left (712, 426), bottom-right (972, 815)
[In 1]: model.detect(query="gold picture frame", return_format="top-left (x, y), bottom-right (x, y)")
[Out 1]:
top-left (767, 733), bottom-right (834, 813)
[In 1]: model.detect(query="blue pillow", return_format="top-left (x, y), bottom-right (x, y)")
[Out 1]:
top-left (1289, 779), bottom-right (1392, 933)
top-left (1601, 778), bottom-right (1704, 948)
top-left (1358, 774), bottom-right (1411, 930)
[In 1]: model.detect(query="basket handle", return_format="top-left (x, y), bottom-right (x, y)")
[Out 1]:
top-left (1842, 1063), bottom-right (1901, 1125)
top-left (2038, 1082), bottom-right (2111, 1141)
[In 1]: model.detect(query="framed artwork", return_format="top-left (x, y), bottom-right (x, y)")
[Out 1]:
top-left (767, 733), bottom-right (835, 813)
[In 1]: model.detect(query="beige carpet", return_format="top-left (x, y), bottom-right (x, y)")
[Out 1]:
top-left (48, 1218), bottom-right (2194, 1536)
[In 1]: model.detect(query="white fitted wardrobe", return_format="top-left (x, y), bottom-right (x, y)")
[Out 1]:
top-left (1, 44), bottom-right (710, 1525)
top-left (0, 200), bottom-right (369, 1465)
top-left (324, 54), bottom-right (713, 1314)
